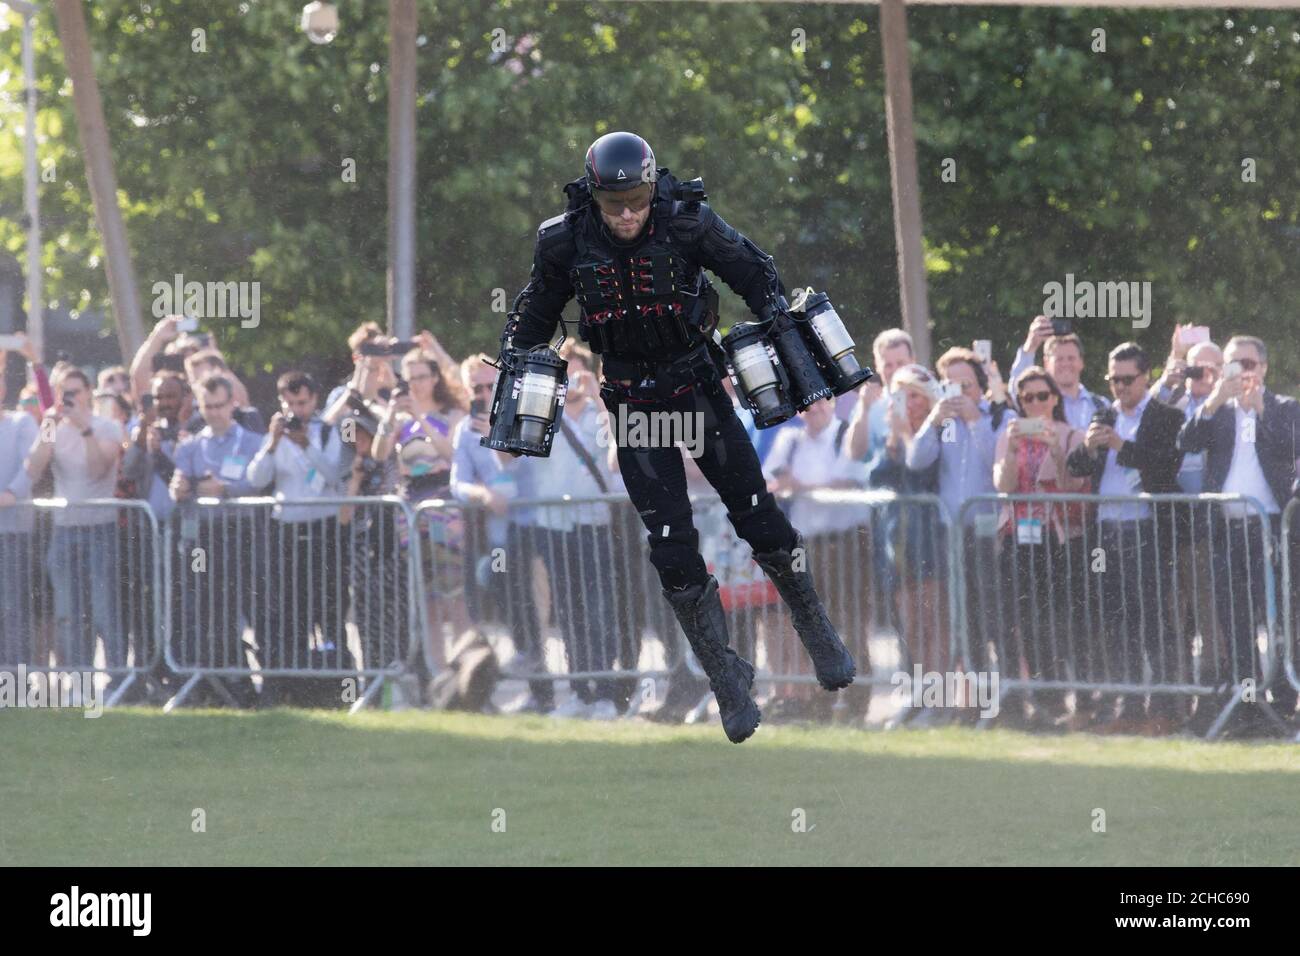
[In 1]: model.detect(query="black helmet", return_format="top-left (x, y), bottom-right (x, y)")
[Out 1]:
top-left (584, 131), bottom-right (657, 192)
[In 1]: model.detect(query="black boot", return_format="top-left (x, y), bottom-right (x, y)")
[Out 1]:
top-left (753, 533), bottom-right (856, 691)
top-left (664, 576), bottom-right (761, 744)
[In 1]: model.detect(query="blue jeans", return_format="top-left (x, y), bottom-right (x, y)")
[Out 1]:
top-left (47, 523), bottom-right (124, 670)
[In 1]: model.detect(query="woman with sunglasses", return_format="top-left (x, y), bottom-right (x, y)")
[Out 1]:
top-left (374, 345), bottom-right (470, 671)
top-left (993, 366), bottom-right (1089, 729)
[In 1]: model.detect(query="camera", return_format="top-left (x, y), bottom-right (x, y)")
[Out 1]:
top-left (1091, 406), bottom-right (1117, 429)
top-left (359, 339), bottom-right (417, 358)
top-left (1185, 366), bottom-right (1206, 381)
top-left (284, 414), bottom-right (307, 432)
top-left (392, 378), bottom-right (411, 398)
top-left (470, 397), bottom-right (490, 417)
top-left (1051, 318), bottom-right (1073, 336)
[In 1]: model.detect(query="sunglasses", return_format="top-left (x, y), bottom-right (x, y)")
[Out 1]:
top-left (592, 183), bottom-right (654, 214)
top-left (1234, 358), bottom-right (1260, 371)
top-left (472, 383), bottom-right (494, 394)
top-left (1019, 389), bottom-right (1053, 404)
top-left (1105, 373), bottom-right (1141, 386)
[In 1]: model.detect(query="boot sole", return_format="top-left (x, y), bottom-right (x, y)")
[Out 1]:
top-left (723, 699), bottom-right (762, 744)
top-left (816, 652), bottom-right (857, 692)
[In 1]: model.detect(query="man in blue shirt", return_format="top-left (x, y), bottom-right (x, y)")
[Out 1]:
top-left (170, 374), bottom-right (267, 704)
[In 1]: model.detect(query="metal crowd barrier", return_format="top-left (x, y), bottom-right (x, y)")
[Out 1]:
top-left (414, 493), bottom-right (679, 709)
top-left (161, 495), bottom-right (424, 711)
top-left (1276, 498), bottom-right (1300, 739)
top-left (415, 490), bottom-right (955, 723)
top-left (956, 493), bottom-right (1287, 738)
top-left (0, 498), bottom-right (160, 709)
top-left (682, 491), bottom-right (956, 716)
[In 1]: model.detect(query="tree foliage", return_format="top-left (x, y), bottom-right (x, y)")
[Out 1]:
top-left (0, 2), bottom-right (1297, 387)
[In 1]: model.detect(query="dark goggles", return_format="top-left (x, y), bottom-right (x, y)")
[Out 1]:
top-left (591, 182), bottom-right (654, 214)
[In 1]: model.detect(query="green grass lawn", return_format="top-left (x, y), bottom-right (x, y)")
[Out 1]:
top-left (1, 709), bottom-right (1296, 866)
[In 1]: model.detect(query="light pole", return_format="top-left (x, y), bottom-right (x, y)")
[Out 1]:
top-left (302, 1), bottom-right (416, 342)
top-left (8, 0), bottom-right (43, 360)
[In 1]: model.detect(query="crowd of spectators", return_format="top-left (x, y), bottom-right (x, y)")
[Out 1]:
top-left (1, 313), bottom-right (1297, 737)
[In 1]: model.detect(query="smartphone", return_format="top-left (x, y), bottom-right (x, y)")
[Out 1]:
top-left (1223, 361), bottom-right (1243, 381)
top-left (141, 393), bottom-right (155, 413)
top-left (470, 397), bottom-right (489, 417)
top-left (0, 333), bottom-right (24, 351)
top-left (1179, 326), bottom-right (1210, 348)
top-left (942, 382), bottom-right (963, 400)
top-left (1018, 416), bottom-right (1047, 436)
top-left (890, 389), bottom-right (908, 418)
top-left (176, 316), bottom-right (199, 333)
top-left (972, 340), bottom-right (992, 364)
top-left (1051, 318), bottom-right (1073, 336)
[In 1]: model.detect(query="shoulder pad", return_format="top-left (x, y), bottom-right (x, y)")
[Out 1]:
top-left (538, 213), bottom-right (568, 238)
top-left (535, 212), bottom-right (577, 261)
top-left (667, 198), bottom-right (714, 243)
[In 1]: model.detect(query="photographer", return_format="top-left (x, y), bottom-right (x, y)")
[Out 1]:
top-left (1066, 343), bottom-right (1184, 734)
top-left (25, 366), bottom-right (127, 684)
top-left (1178, 335), bottom-right (1300, 732)
top-left (246, 371), bottom-right (350, 702)
top-left (169, 374), bottom-right (265, 705)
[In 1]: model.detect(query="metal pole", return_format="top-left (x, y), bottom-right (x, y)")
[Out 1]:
top-left (880, 0), bottom-right (931, 366)
top-left (387, 0), bottom-right (417, 341)
top-left (52, 0), bottom-right (146, 361)
top-left (19, 6), bottom-right (42, 361)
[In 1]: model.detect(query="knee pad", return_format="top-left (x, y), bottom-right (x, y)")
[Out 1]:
top-left (645, 513), bottom-right (708, 592)
top-left (725, 489), bottom-right (796, 555)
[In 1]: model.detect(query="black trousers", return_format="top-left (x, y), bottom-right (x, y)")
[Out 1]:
top-left (538, 523), bottom-right (632, 706)
top-left (598, 373), bottom-right (796, 593)
top-left (264, 516), bottom-right (353, 673)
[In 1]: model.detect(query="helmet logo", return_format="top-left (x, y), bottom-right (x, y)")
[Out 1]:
top-left (616, 168), bottom-right (627, 180)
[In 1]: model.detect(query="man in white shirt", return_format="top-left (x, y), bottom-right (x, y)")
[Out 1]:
top-left (25, 366), bottom-right (127, 673)
top-left (246, 371), bottom-right (351, 699)
top-left (518, 344), bottom-right (630, 717)
top-left (762, 397), bottom-right (871, 720)
top-left (1179, 335), bottom-right (1300, 731)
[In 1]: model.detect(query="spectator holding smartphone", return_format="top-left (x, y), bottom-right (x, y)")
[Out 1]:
top-left (871, 364), bottom-right (945, 723)
top-left (1178, 335), bottom-right (1300, 732)
top-left (1011, 316), bottom-right (1108, 431)
top-left (374, 342), bottom-right (470, 672)
top-left (1066, 343), bottom-right (1184, 734)
top-left (25, 366), bottom-right (127, 685)
top-left (993, 367), bottom-right (1088, 728)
